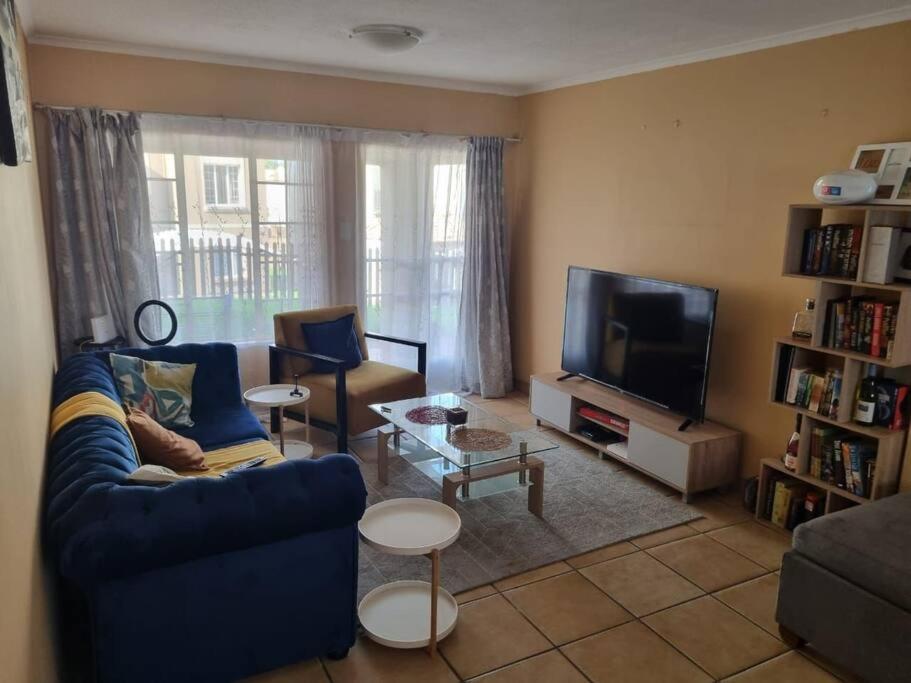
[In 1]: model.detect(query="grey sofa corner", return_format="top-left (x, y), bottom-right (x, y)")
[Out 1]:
top-left (776, 492), bottom-right (911, 683)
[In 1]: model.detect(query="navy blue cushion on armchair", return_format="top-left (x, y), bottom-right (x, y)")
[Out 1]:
top-left (300, 313), bottom-right (363, 373)
top-left (46, 343), bottom-right (368, 682)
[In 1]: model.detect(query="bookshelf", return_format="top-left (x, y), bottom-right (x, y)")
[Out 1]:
top-left (762, 204), bottom-right (911, 529)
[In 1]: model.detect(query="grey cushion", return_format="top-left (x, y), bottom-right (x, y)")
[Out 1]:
top-left (794, 492), bottom-right (911, 611)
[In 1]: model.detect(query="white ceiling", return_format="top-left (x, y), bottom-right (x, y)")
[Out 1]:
top-left (21, 0), bottom-right (911, 95)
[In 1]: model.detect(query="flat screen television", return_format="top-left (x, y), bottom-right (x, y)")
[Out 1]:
top-left (561, 266), bottom-right (718, 422)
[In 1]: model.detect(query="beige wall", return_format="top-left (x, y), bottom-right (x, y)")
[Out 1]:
top-left (513, 20), bottom-right (911, 477)
top-left (0, 27), bottom-right (60, 683)
top-left (26, 45), bottom-right (519, 137)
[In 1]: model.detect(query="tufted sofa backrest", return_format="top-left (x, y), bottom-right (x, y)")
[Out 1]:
top-left (45, 343), bottom-right (244, 580)
top-left (93, 342), bottom-right (244, 416)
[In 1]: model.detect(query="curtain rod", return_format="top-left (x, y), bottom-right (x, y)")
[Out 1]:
top-left (32, 103), bottom-right (522, 143)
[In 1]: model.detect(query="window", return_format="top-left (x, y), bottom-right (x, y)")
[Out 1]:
top-left (201, 157), bottom-right (244, 208)
top-left (143, 142), bottom-right (327, 345)
top-left (360, 142), bottom-right (467, 390)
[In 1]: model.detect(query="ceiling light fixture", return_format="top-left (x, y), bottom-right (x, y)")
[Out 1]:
top-left (349, 24), bottom-right (424, 53)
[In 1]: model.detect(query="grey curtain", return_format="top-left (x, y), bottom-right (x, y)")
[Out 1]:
top-left (458, 136), bottom-right (514, 397)
top-left (46, 108), bottom-right (159, 357)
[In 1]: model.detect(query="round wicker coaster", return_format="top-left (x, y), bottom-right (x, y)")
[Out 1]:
top-left (446, 428), bottom-right (512, 452)
top-left (405, 405), bottom-right (449, 425)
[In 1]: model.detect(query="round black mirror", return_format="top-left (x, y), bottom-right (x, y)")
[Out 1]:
top-left (133, 299), bottom-right (178, 346)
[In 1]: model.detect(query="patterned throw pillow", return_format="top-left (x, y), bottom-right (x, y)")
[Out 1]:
top-left (110, 354), bottom-right (196, 428)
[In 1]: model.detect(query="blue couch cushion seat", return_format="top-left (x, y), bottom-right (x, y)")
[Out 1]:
top-left (174, 405), bottom-right (267, 451)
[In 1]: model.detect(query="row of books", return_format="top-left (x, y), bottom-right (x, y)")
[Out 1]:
top-left (821, 296), bottom-right (897, 359)
top-left (762, 475), bottom-right (825, 530)
top-left (868, 378), bottom-right (910, 431)
top-left (782, 366), bottom-right (841, 419)
top-left (808, 426), bottom-right (877, 498)
top-left (800, 224), bottom-right (862, 278)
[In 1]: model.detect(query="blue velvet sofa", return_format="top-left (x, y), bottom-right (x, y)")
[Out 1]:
top-left (46, 343), bottom-right (367, 682)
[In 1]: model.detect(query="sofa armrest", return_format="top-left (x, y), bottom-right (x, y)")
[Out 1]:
top-left (364, 332), bottom-right (427, 375)
top-left (56, 453), bottom-right (367, 587)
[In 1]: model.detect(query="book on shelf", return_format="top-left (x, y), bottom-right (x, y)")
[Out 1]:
top-left (870, 377), bottom-right (911, 430)
top-left (771, 480), bottom-right (797, 527)
top-left (778, 364), bottom-right (842, 419)
top-left (800, 224), bottom-right (862, 279)
top-left (577, 405), bottom-right (629, 432)
top-left (808, 426), bottom-right (877, 497)
top-left (769, 480), bottom-right (818, 530)
top-left (822, 296), bottom-right (897, 360)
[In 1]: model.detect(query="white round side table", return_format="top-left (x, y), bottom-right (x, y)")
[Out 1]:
top-left (358, 498), bottom-right (461, 657)
top-left (243, 384), bottom-right (312, 458)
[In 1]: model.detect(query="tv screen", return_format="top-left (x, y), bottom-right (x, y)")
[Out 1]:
top-left (561, 267), bottom-right (718, 421)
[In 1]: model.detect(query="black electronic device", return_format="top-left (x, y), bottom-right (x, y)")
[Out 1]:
top-left (219, 456), bottom-right (267, 477)
top-left (560, 266), bottom-right (718, 423)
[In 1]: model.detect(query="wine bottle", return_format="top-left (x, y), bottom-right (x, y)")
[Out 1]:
top-left (784, 413), bottom-right (801, 471)
top-left (854, 364), bottom-right (878, 425)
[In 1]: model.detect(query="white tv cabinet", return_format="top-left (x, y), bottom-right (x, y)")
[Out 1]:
top-left (530, 372), bottom-right (741, 502)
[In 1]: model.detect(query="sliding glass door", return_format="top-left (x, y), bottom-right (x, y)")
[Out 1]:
top-left (360, 138), bottom-right (467, 391)
top-left (142, 117), bottom-right (330, 344)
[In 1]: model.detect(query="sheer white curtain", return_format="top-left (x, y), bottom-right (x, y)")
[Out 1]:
top-left (354, 134), bottom-right (468, 392)
top-left (140, 114), bottom-right (333, 344)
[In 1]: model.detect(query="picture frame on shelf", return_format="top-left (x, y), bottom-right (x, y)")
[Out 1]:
top-left (850, 142), bottom-right (911, 205)
top-left (0, 0), bottom-right (30, 166)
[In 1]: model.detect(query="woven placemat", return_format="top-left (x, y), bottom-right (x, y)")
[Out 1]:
top-left (447, 427), bottom-right (512, 452)
top-left (405, 405), bottom-right (449, 425)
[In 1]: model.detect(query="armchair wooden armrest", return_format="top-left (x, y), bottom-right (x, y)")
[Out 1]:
top-left (364, 332), bottom-right (427, 376)
top-left (268, 345), bottom-right (349, 450)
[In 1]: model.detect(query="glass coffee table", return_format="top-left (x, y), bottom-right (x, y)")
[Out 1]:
top-left (369, 394), bottom-right (557, 517)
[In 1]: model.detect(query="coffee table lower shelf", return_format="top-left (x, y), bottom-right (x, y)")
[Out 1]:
top-left (358, 580), bottom-right (459, 649)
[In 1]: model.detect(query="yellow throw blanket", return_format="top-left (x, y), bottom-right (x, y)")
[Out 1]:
top-left (50, 391), bottom-right (140, 461)
top-left (177, 439), bottom-right (285, 478)
top-left (50, 391), bottom-right (285, 477)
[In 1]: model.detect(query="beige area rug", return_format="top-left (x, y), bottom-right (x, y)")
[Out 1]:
top-left (347, 428), bottom-right (701, 599)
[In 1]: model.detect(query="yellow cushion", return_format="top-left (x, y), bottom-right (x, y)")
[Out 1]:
top-left (282, 360), bottom-right (425, 435)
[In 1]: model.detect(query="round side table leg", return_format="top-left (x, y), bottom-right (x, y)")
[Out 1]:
top-left (305, 402), bottom-right (311, 446)
top-left (278, 405), bottom-right (286, 455)
top-left (428, 548), bottom-right (440, 657)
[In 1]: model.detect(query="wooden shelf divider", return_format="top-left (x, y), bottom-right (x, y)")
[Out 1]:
top-left (763, 204), bottom-right (911, 528)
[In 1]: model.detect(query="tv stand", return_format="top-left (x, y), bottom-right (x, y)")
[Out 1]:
top-left (529, 372), bottom-right (741, 502)
top-left (555, 372), bottom-right (577, 382)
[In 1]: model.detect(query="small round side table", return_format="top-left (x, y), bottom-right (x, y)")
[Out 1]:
top-left (357, 498), bottom-right (461, 657)
top-left (243, 384), bottom-right (312, 458)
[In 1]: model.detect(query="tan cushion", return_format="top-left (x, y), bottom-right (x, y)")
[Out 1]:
top-left (282, 360), bottom-right (426, 436)
top-left (126, 408), bottom-right (208, 471)
top-left (274, 306), bottom-right (370, 377)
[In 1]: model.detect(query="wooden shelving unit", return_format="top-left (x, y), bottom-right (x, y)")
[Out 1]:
top-left (761, 204), bottom-right (911, 529)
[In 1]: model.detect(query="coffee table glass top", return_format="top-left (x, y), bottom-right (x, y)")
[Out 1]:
top-left (369, 393), bottom-right (557, 468)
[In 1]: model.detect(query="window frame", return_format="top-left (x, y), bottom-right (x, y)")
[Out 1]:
top-left (200, 156), bottom-right (247, 210)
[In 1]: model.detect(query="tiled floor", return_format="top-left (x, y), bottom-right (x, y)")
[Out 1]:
top-left (247, 394), bottom-right (855, 683)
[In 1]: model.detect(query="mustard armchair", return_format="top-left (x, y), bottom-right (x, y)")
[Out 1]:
top-left (270, 305), bottom-right (427, 452)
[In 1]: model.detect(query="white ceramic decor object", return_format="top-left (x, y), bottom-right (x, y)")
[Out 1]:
top-left (813, 170), bottom-right (877, 204)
